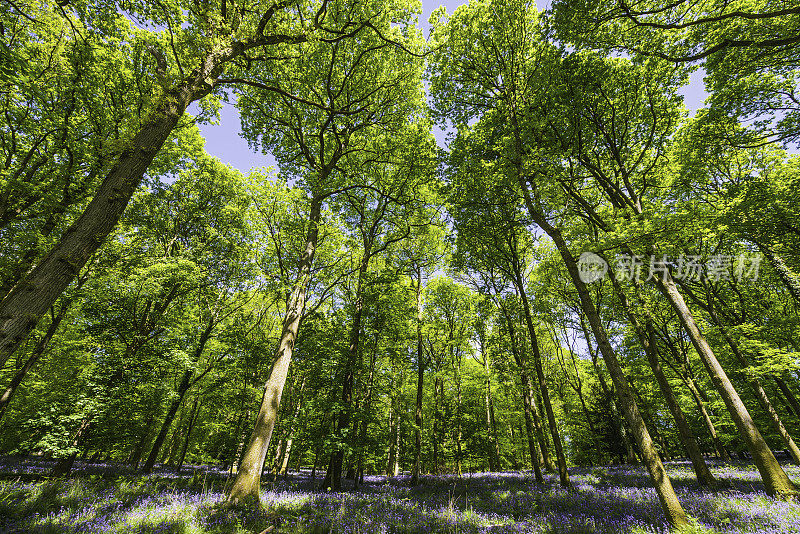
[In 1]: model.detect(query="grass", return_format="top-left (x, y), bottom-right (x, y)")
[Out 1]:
top-left (0, 458), bottom-right (798, 533)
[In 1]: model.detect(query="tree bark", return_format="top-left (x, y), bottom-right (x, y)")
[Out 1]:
top-left (518, 182), bottom-right (688, 527)
top-left (484, 355), bottom-right (501, 471)
top-left (655, 274), bottom-right (797, 499)
top-left (143, 308), bottom-right (216, 474)
top-left (711, 313), bottom-right (800, 465)
top-left (227, 196), bottom-right (322, 503)
top-left (0, 13), bottom-right (309, 367)
top-left (411, 265), bottom-right (424, 486)
top-left (499, 301), bottom-right (544, 482)
top-left (176, 395), bottom-right (201, 471)
top-left (659, 332), bottom-right (733, 462)
top-left (774, 376), bottom-right (800, 420)
top-left (515, 277), bottom-right (570, 487)
top-left (608, 272), bottom-right (715, 486)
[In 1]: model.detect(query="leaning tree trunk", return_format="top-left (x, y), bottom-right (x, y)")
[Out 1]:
top-left (660, 333), bottom-right (733, 462)
top-left (484, 354), bottom-right (501, 471)
top-left (608, 272), bottom-right (715, 486)
top-left (0, 69), bottom-right (219, 367)
top-left (645, 321), bottom-right (716, 485)
top-left (754, 241), bottom-right (800, 303)
top-left (176, 395), bottom-right (201, 472)
top-left (774, 376), bottom-right (800, 420)
top-left (143, 311), bottom-right (216, 474)
top-left (227, 197), bottom-right (322, 504)
top-left (516, 277), bottom-right (570, 488)
top-left (698, 296), bottom-right (800, 466)
top-left (518, 180), bottom-right (688, 528)
top-left (0, 273), bottom-right (86, 420)
top-left (655, 274), bottom-right (797, 500)
top-left (52, 418), bottom-right (92, 478)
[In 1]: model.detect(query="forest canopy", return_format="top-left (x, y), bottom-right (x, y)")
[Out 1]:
top-left (1, 0), bottom-right (800, 531)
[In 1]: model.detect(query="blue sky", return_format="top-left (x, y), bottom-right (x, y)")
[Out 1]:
top-left (190, 0), bottom-right (708, 174)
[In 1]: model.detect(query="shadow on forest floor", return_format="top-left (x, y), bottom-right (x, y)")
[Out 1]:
top-left (0, 457), bottom-right (798, 533)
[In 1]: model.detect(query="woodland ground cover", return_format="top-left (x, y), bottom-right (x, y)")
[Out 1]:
top-left (0, 458), bottom-right (798, 534)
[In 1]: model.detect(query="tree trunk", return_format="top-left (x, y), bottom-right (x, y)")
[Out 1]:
top-left (755, 241), bottom-right (800, 303)
top-left (432, 374), bottom-right (441, 475)
top-left (521, 373), bottom-right (545, 482)
top-left (411, 266), bottom-right (424, 486)
top-left (142, 370), bottom-right (192, 473)
top-left (508, 425), bottom-right (520, 470)
top-left (387, 399), bottom-right (398, 475)
top-left (608, 271), bottom-right (715, 486)
top-left (484, 355), bottom-right (501, 471)
top-left (129, 405), bottom-right (158, 469)
top-left (0, 73), bottom-right (217, 367)
top-left (227, 196), bottom-right (322, 504)
top-left (354, 328), bottom-right (380, 487)
top-left (323, 249), bottom-right (371, 491)
top-left (520, 188), bottom-right (688, 527)
top-left (660, 334), bottom-right (733, 462)
top-left (176, 395), bottom-right (201, 471)
top-left (280, 377), bottom-right (306, 477)
top-left (499, 302), bottom-right (544, 482)
top-left (51, 418), bottom-right (91, 478)
top-left (164, 403), bottom-right (188, 466)
top-left (516, 278), bottom-right (570, 487)
top-left (774, 376), bottom-right (800, 420)
top-left (717, 322), bottom-right (800, 465)
top-left (655, 274), bottom-right (797, 499)
top-left (454, 354), bottom-right (464, 477)
top-left (0, 302), bottom-right (67, 420)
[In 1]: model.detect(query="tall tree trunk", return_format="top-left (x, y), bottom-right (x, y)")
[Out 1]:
top-left (280, 377), bottom-right (306, 477)
top-left (709, 311), bottom-right (800, 465)
top-left (484, 356), bottom-right (501, 471)
top-left (508, 425), bottom-right (520, 470)
top-left (52, 417), bottom-right (92, 478)
top-left (774, 376), bottom-right (800, 420)
top-left (0, 76), bottom-right (216, 367)
top-left (228, 196), bottom-right (322, 504)
top-left (323, 248), bottom-right (371, 491)
top-left (521, 374), bottom-right (545, 481)
top-left (129, 405), bottom-right (158, 469)
top-left (754, 241), bottom-right (800, 303)
top-left (608, 272), bottom-right (715, 486)
top-left (354, 327), bottom-right (380, 487)
top-left (515, 277), bottom-right (570, 487)
top-left (519, 186), bottom-right (687, 526)
top-left (411, 265), bottom-right (424, 486)
top-left (454, 353), bottom-right (464, 477)
top-left (645, 321), bottom-right (715, 485)
top-left (655, 274), bottom-right (797, 499)
top-left (0, 15), bottom-right (309, 367)
top-left (144, 300), bottom-right (218, 473)
top-left (432, 374), bottom-right (441, 475)
top-left (176, 395), bottom-right (201, 471)
top-left (582, 317), bottom-right (637, 465)
top-left (660, 333), bottom-right (733, 462)
top-left (499, 302), bottom-right (544, 482)
top-left (164, 402), bottom-right (188, 466)
top-left (142, 370), bottom-right (192, 473)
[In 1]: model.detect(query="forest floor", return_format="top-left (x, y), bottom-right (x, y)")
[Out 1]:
top-left (0, 457), bottom-right (798, 533)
